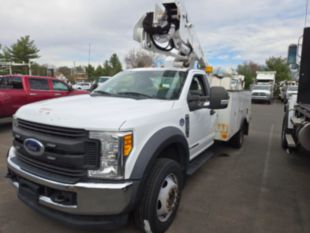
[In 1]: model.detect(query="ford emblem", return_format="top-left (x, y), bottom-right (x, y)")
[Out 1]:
top-left (24, 138), bottom-right (45, 156)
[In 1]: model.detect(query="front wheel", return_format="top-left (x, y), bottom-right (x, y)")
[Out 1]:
top-left (134, 159), bottom-right (183, 233)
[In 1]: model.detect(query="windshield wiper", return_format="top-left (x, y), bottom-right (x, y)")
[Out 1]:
top-left (117, 92), bottom-right (154, 99)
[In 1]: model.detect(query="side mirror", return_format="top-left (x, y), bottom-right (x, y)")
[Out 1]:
top-left (68, 85), bottom-right (73, 91)
top-left (188, 95), bottom-right (207, 111)
top-left (208, 86), bottom-right (229, 109)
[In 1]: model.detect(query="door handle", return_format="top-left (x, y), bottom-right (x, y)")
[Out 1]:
top-left (29, 93), bottom-right (37, 96)
top-left (54, 93), bottom-right (62, 96)
top-left (210, 110), bottom-right (216, 115)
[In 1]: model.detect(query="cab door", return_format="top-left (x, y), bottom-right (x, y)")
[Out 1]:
top-left (26, 77), bottom-right (53, 103)
top-left (0, 76), bottom-right (27, 117)
top-left (187, 74), bottom-right (215, 159)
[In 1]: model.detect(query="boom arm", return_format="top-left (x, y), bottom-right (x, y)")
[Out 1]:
top-left (133, 0), bottom-right (207, 68)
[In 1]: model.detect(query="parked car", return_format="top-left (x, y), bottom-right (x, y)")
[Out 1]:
top-left (73, 82), bottom-right (92, 90)
top-left (284, 85), bottom-right (298, 103)
top-left (0, 75), bottom-right (88, 118)
top-left (90, 76), bottom-right (111, 91)
top-left (251, 84), bottom-right (273, 104)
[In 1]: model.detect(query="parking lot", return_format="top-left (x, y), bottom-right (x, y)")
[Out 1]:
top-left (1, 102), bottom-right (310, 233)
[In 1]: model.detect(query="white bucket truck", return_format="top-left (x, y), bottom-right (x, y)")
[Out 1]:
top-left (6, 1), bottom-right (251, 232)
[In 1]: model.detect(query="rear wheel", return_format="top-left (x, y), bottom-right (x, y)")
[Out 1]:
top-left (230, 126), bottom-right (245, 149)
top-left (281, 114), bottom-right (289, 149)
top-left (134, 159), bottom-right (183, 233)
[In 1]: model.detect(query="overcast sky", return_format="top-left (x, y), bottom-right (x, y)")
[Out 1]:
top-left (0, 0), bottom-right (308, 68)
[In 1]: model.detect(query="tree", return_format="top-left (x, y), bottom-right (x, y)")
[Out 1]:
top-left (109, 53), bottom-right (122, 75)
top-left (237, 61), bottom-right (264, 89)
top-left (102, 60), bottom-right (113, 76)
top-left (86, 64), bottom-right (96, 81)
top-left (265, 57), bottom-right (291, 82)
top-left (0, 44), bottom-right (3, 60)
top-left (0, 44), bottom-right (11, 62)
top-left (31, 63), bottom-right (48, 76)
top-left (7, 35), bottom-right (40, 63)
top-left (95, 65), bottom-right (104, 77)
top-left (125, 49), bottom-right (155, 68)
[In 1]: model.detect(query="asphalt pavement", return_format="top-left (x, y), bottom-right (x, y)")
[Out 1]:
top-left (0, 102), bottom-right (310, 233)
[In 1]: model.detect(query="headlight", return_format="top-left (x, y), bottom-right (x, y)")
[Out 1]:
top-left (12, 115), bottom-right (18, 128)
top-left (88, 131), bottom-right (133, 179)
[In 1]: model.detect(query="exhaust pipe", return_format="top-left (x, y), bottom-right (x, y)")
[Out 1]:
top-left (297, 122), bottom-right (310, 152)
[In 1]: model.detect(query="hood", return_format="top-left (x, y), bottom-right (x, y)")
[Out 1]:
top-left (15, 95), bottom-right (175, 131)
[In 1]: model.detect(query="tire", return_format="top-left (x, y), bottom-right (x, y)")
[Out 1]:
top-left (281, 113), bottom-right (289, 149)
top-left (230, 126), bottom-right (244, 149)
top-left (134, 159), bottom-right (183, 233)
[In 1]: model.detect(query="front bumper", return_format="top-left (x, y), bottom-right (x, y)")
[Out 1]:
top-left (7, 147), bottom-right (139, 220)
top-left (251, 96), bottom-right (271, 101)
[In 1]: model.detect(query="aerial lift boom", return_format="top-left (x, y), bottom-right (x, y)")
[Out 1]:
top-left (133, 0), bottom-right (207, 69)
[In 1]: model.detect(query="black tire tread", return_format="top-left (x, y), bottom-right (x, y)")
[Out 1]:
top-left (134, 159), bottom-right (182, 233)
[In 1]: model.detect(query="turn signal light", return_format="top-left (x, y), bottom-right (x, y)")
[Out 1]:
top-left (123, 134), bottom-right (133, 157)
top-left (205, 66), bottom-right (213, 74)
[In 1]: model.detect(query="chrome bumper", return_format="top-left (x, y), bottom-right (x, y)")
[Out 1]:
top-left (251, 96), bottom-right (270, 101)
top-left (7, 147), bottom-right (138, 216)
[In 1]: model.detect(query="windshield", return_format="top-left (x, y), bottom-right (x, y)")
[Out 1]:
top-left (93, 70), bottom-right (187, 100)
top-left (287, 86), bottom-right (298, 91)
top-left (253, 85), bottom-right (271, 90)
top-left (99, 77), bottom-right (110, 83)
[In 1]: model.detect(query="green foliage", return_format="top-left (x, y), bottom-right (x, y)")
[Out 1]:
top-left (109, 53), bottom-right (122, 75)
top-left (92, 53), bottom-right (123, 79)
top-left (31, 63), bottom-right (48, 76)
top-left (7, 35), bottom-right (40, 63)
top-left (103, 60), bottom-right (112, 76)
top-left (0, 44), bottom-right (3, 59)
top-left (265, 57), bottom-right (291, 82)
top-left (237, 61), bottom-right (264, 89)
top-left (86, 64), bottom-right (96, 81)
top-left (95, 65), bottom-right (104, 77)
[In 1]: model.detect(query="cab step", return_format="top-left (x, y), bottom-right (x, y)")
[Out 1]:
top-left (187, 150), bottom-right (214, 175)
top-left (285, 134), bottom-right (296, 148)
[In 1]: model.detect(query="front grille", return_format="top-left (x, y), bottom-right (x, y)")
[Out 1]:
top-left (17, 152), bottom-right (87, 177)
top-left (252, 92), bottom-right (266, 96)
top-left (18, 119), bottom-right (88, 138)
top-left (14, 119), bottom-right (101, 177)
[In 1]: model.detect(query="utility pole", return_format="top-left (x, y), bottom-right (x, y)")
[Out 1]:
top-left (88, 43), bottom-right (91, 67)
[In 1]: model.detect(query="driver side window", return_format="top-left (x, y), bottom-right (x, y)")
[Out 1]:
top-left (189, 75), bottom-right (207, 97)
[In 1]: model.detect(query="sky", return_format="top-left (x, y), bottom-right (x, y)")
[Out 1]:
top-left (0, 0), bottom-right (308, 68)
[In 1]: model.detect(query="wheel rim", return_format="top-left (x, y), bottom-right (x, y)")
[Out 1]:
top-left (156, 174), bottom-right (179, 222)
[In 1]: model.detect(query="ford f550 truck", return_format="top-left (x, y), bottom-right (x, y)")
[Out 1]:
top-left (6, 1), bottom-right (251, 232)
